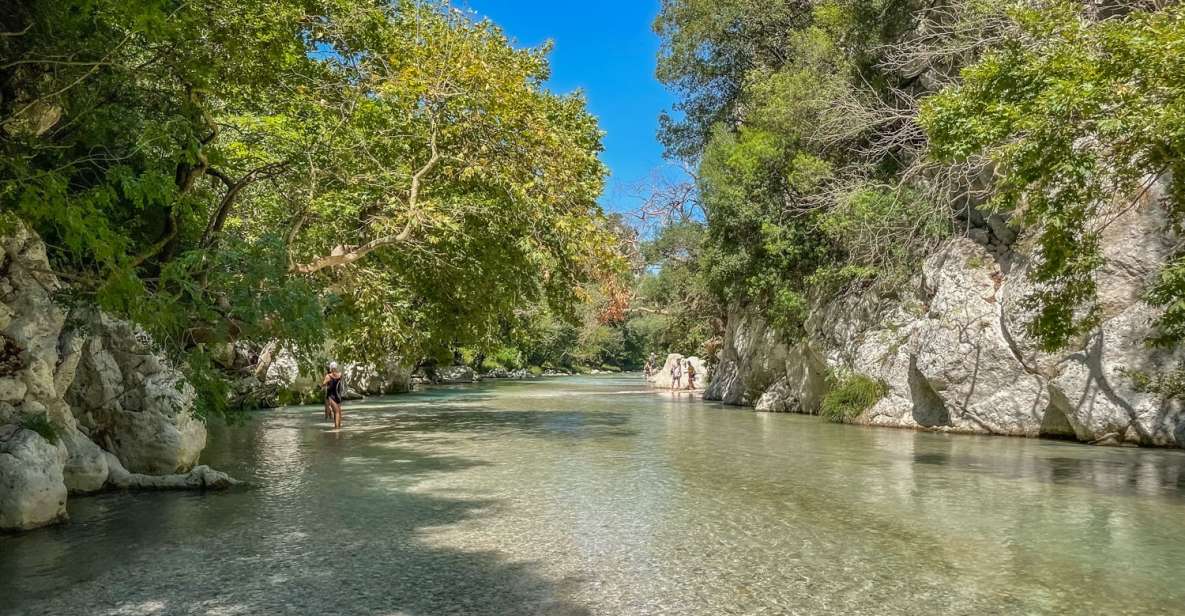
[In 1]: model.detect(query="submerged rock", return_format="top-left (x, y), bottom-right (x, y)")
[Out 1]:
top-left (103, 451), bottom-right (238, 491)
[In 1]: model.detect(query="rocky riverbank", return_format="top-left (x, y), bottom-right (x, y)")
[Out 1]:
top-left (706, 178), bottom-right (1185, 448)
top-left (0, 226), bottom-right (236, 532)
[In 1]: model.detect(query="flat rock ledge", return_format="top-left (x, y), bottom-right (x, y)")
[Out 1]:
top-left (103, 452), bottom-right (239, 491)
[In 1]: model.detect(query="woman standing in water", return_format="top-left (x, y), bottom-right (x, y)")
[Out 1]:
top-left (323, 361), bottom-right (344, 429)
top-left (323, 363), bottom-right (335, 421)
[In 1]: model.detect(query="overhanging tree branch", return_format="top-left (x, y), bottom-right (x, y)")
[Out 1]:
top-left (200, 162), bottom-right (290, 248)
top-left (290, 124), bottom-right (441, 274)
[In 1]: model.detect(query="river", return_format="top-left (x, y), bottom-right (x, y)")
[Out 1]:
top-left (3, 375), bottom-right (1185, 615)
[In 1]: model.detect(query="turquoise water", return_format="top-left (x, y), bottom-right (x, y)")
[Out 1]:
top-left (3, 375), bottom-right (1185, 615)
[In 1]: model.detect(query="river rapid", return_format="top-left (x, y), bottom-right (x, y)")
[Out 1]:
top-left (3, 375), bottom-right (1185, 615)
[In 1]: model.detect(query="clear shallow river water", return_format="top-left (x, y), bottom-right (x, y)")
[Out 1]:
top-left (3, 375), bottom-right (1185, 616)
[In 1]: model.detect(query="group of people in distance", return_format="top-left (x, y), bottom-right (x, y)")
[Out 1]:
top-left (643, 355), bottom-right (698, 391)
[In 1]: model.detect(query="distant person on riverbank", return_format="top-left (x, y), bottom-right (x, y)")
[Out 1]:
top-left (671, 360), bottom-right (683, 390)
top-left (686, 361), bottom-right (697, 390)
top-left (643, 359), bottom-right (653, 379)
top-left (323, 362), bottom-right (344, 429)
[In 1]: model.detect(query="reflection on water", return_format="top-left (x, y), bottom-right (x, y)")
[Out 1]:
top-left (3, 375), bottom-right (1185, 615)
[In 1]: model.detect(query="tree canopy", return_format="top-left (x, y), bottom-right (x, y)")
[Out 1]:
top-left (1, 0), bottom-right (619, 413)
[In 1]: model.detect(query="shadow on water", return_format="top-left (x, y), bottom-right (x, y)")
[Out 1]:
top-left (0, 408), bottom-right (597, 615)
top-left (369, 409), bottom-right (638, 441)
top-left (906, 431), bottom-right (1185, 500)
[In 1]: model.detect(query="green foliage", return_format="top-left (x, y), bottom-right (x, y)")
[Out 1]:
top-left (654, 0), bottom-right (813, 158)
top-left (19, 414), bottom-right (59, 445)
top-left (812, 186), bottom-right (951, 293)
top-left (654, 0), bottom-right (953, 346)
top-left (1119, 364), bottom-right (1185, 402)
top-left (2, 0), bottom-right (618, 413)
top-left (820, 373), bottom-right (888, 423)
top-left (626, 221), bottom-right (720, 359)
top-left (922, 1), bottom-right (1185, 350)
top-left (697, 125), bottom-right (832, 336)
top-left (1147, 258), bottom-right (1185, 348)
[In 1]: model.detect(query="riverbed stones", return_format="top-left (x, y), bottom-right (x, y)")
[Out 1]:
top-left (434, 365), bottom-right (478, 384)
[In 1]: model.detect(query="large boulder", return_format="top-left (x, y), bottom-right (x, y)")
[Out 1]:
top-left (866, 239), bottom-right (1049, 436)
top-left (342, 359), bottom-right (412, 398)
top-left (0, 424), bottom-right (67, 531)
top-left (1034, 179), bottom-right (1185, 446)
top-left (1, 223), bottom-right (234, 532)
top-left (263, 345), bottom-right (301, 390)
top-left (59, 425), bottom-right (109, 493)
top-left (754, 342), bottom-right (828, 413)
top-left (66, 313), bottom-right (206, 474)
top-left (704, 306), bottom-right (790, 404)
top-left (1, 225), bottom-right (72, 531)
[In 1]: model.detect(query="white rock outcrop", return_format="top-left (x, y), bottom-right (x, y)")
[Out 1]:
top-left (0, 424), bottom-right (67, 531)
top-left (707, 181), bottom-right (1185, 448)
top-left (343, 358), bottom-right (413, 398)
top-left (0, 224), bottom-right (235, 532)
top-left (67, 313), bottom-right (207, 474)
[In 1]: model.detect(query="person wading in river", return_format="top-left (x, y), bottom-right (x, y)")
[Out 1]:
top-left (685, 360), bottom-right (697, 390)
top-left (323, 363), bottom-right (335, 421)
top-left (323, 362), bottom-right (344, 429)
top-left (671, 360), bottom-right (683, 390)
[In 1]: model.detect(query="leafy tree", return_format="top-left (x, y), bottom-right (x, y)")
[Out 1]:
top-left (1, 0), bottom-right (617, 413)
top-left (922, 0), bottom-right (1185, 350)
top-left (654, 0), bottom-right (813, 159)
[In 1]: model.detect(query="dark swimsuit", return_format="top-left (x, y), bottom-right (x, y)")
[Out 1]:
top-left (326, 375), bottom-right (342, 403)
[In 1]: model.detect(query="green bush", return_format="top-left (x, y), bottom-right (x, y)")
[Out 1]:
top-left (20, 414), bottom-right (59, 445)
top-left (458, 348), bottom-right (480, 367)
top-left (820, 373), bottom-right (888, 424)
top-left (490, 347), bottom-right (524, 370)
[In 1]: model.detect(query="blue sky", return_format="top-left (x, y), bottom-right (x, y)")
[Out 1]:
top-left (464, 1), bottom-right (674, 214)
